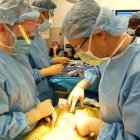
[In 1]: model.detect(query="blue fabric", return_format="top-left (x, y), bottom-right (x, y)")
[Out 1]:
top-left (0, 51), bottom-right (39, 139)
top-left (0, 0), bottom-right (39, 26)
top-left (31, 0), bottom-right (57, 12)
top-left (62, 0), bottom-right (128, 39)
top-left (50, 64), bottom-right (99, 93)
top-left (84, 66), bottom-right (102, 88)
top-left (49, 76), bottom-right (99, 100)
top-left (27, 34), bottom-right (56, 105)
top-left (64, 65), bottom-right (93, 72)
top-left (50, 64), bottom-right (97, 91)
top-left (97, 43), bottom-right (140, 139)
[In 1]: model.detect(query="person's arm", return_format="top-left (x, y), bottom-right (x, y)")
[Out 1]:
top-left (33, 68), bottom-right (42, 84)
top-left (67, 66), bottom-right (101, 112)
top-left (49, 57), bottom-right (53, 65)
top-left (84, 65), bottom-right (102, 87)
top-left (0, 87), bottom-right (29, 139)
top-left (26, 53), bottom-right (42, 84)
top-left (32, 64), bottom-right (65, 82)
top-left (53, 46), bottom-right (58, 57)
top-left (52, 57), bottom-right (71, 65)
top-left (67, 79), bottom-right (90, 112)
top-left (0, 85), bottom-right (55, 139)
top-left (27, 54), bottom-right (64, 82)
top-left (75, 117), bottom-right (105, 137)
top-left (98, 73), bottom-right (140, 140)
top-left (98, 97), bottom-right (140, 139)
top-left (75, 68), bottom-right (140, 139)
top-left (25, 99), bottom-right (55, 125)
top-left (40, 64), bottom-right (64, 78)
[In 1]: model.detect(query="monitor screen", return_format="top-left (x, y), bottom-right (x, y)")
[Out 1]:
top-left (115, 10), bottom-right (140, 36)
top-left (115, 10), bottom-right (139, 19)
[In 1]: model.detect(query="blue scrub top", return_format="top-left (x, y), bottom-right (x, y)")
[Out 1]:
top-left (0, 51), bottom-right (39, 139)
top-left (97, 43), bottom-right (140, 139)
top-left (27, 34), bottom-right (56, 105)
top-left (84, 41), bottom-right (140, 139)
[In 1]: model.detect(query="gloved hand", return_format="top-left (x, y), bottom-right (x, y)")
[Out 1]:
top-left (53, 57), bottom-right (71, 65)
top-left (45, 111), bottom-right (57, 126)
top-left (75, 117), bottom-right (105, 136)
top-left (67, 79), bottom-right (89, 113)
top-left (40, 64), bottom-right (64, 77)
top-left (25, 99), bottom-right (55, 125)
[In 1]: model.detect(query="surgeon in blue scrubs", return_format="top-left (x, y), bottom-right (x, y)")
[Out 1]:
top-left (62, 0), bottom-right (140, 139)
top-left (128, 11), bottom-right (140, 43)
top-left (0, 0), bottom-right (55, 139)
top-left (27, 0), bottom-right (71, 105)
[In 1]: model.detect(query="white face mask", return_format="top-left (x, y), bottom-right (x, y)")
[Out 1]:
top-left (127, 28), bottom-right (135, 35)
top-left (137, 38), bottom-right (140, 43)
top-left (77, 34), bottom-right (126, 66)
top-left (38, 19), bottom-right (53, 32)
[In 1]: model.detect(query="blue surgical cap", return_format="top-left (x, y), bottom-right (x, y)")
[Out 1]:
top-left (130, 11), bottom-right (140, 20)
top-left (0, 0), bottom-right (40, 26)
top-left (65, 0), bottom-right (77, 3)
top-left (62, 0), bottom-right (128, 40)
top-left (31, 0), bottom-right (57, 12)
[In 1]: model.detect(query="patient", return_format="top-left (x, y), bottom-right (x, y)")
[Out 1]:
top-left (25, 106), bottom-right (100, 140)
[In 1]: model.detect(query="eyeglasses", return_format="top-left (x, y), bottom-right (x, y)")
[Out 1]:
top-left (79, 38), bottom-right (89, 49)
top-left (74, 37), bottom-right (89, 52)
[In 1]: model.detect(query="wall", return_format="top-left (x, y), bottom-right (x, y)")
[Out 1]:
top-left (53, 0), bottom-right (140, 27)
top-left (51, 0), bottom-right (140, 46)
top-left (53, 0), bottom-right (74, 27)
top-left (98, 0), bottom-right (140, 10)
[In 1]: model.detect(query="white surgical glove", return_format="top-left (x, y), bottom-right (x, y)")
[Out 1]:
top-left (67, 79), bottom-right (89, 112)
top-left (75, 117), bottom-right (105, 136)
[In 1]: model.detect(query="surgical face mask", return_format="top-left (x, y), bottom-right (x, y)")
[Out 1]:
top-left (127, 28), bottom-right (135, 35)
top-left (77, 34), bottom-right (126, 66)
top-left (137, 38), bottom-right (140, 44)
top-left (0, 24), bottom-right (34, 54)
top-left (38, 13), bottom-right (53, 32)
top-left (38, 19), bottom-right (52, 32)
top-left (12, 36), bottom-right (34, 54)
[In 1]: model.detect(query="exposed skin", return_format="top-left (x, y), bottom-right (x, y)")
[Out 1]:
top-left (128, 18), bottom-right (140, 29)
top-left (0, 20), bottom-right (37, 54)
top-left (67, 31), bottom-right (133, 113)
top-left (129, 18), bottom-right (140, 36)
top-left (68, 31), bottom-right (133, 58)
top-left (38, 12), bottom-right (50, 24)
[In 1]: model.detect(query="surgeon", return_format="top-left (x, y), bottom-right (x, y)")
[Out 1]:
top-left (27, 0), bottom-right (71, 105)
top-left (62, 0), bottom-right (140, 139)
top-left (0, 0), bottom-right (55, 139)
top-left (128, 11), bottom-right (140, 42)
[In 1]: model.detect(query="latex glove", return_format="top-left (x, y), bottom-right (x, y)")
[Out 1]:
top-left (45, 111), bottom-right (57, 126)
top-left (67, 79), bottom-right (89, 113)
top-left (67, 86), bottom-right (84, 113)
top-left (40, 64), bottom-right (64, 77)
top-left (53, 57), bottom-right (71, 65)
top-left (75, 117), bottom-right (105, 136)
top-left (25, 99), bottom-right (55, 125)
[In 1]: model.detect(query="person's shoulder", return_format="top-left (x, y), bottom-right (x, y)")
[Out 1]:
top-left (126, 44), bottom-right (140, 74)
top-left (0, 51), bottom-right (8, 64)
top-left (34, 34), bottom-right (47, 47)
top-left (131, 43), bottom-right (140, 58)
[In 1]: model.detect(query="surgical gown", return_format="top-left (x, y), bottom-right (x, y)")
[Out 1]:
top-left (0, 51), bottom-right (39, 140)
top-left (85, 42), bottom-right (140, 139)
top-left (27, 34), bottom-right (56, 105)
